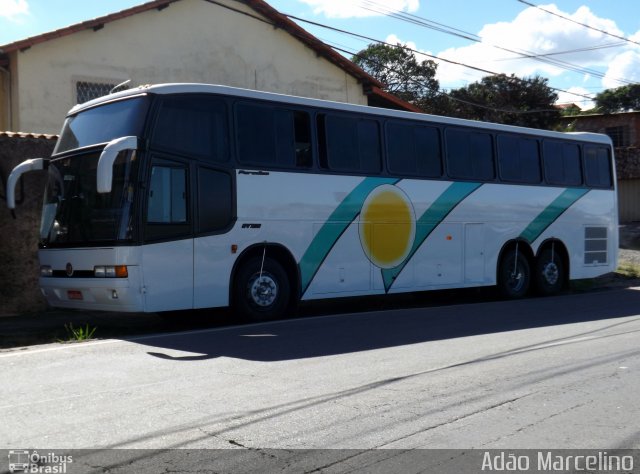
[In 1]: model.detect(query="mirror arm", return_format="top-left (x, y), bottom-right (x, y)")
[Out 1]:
top-left (97, 136), bottom-right (138, 193)
top-left (6, 158), bottom-right (47, 214)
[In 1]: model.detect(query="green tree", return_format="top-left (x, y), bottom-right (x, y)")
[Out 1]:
top-left (352, 43), bottom-right (439, 106)
top-left (594, 84), bottom-right (640, 113)
top-left (558, 104), bottom-right (582, 117)
top-left (436, 74), bottom-right (561, 129)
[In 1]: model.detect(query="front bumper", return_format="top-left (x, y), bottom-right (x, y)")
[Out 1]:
top-left (39, 274), bottom-right (144, 312)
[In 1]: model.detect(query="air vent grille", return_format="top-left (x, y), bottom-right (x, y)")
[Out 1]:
top-left (584, 227), bottom-right (607, 265)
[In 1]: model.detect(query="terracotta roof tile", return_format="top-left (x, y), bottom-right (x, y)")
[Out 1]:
top-left (0, 0), bottom-right (179, 54)
top-left (0, 0), bottom-right (415, 111)
top-left (0, 131), bottom-right (58, 140)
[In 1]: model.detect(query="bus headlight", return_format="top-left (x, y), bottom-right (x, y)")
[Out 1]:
top-left (40, 265), bottom-right (53, 277)
top-left (94, 265), bottom-right (128, 278)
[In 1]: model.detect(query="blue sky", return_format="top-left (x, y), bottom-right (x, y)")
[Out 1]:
top-left (1, 0), bottom-right (638, 108)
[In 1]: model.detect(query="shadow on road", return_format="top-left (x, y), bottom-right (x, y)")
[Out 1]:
top-left (135, 287), bottom-right (640, 362)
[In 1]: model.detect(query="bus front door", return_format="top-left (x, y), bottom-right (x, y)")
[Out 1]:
top-left (141, 158), bottom-right (194, 312)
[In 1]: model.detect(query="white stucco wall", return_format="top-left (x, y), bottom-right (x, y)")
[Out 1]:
top-left (14, 0), bottom-right (367, 133)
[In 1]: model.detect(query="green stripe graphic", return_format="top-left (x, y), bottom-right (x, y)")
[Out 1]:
top-left (299, 177), bottom-right (400, 296)
top-left (381, 181), bottom-right (482, 292)
top-left (519, 188), bottom-right (589, 244)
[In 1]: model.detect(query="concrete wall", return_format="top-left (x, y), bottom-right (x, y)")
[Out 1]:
top-left (615, 147), bottom-right (640, 223)
top-left (0, 135), bottom-right (56, 314)
top-left (618, 179), bottom-right (640, 223)
top-left (12, 0), bottom-right (367, 134)
top-left (0, 65), bottom-right (9, 131)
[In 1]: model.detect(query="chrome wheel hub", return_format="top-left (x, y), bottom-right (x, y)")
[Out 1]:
top-left (509, 267), bottom-right (524, 291)
top-left (250, 274), bottom-right (278, 307)
top-left (542, 262), bottom-right (559, 286)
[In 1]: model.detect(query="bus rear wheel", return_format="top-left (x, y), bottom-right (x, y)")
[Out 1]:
top-left (234, 256), bottom-right (290, 322)
top-left (498, 248), bottom-right (531, 299)
top-left (534, 248), bottom-right (565, 296)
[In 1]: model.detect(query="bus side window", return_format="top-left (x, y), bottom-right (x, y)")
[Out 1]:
top-left (317, 114), bottom-right (328, 169)
top-left (151, 96), bottom-right (229, 163)
top-left (148, 166), bottom-right (187, 223)
top-left (197, 166), bottom-right (233, 233)
top-left (387, 122), bottom-right (441, 178)
top-left (145, 160), bottom-right (190, 240)
top-left (497, 135), bottom-right (541, 184)
top-left (294, 111), bottom-right (312, 168)
top-left (322, 114), bottom-right (381, 174)
top-left (235, 103), bottom-right (311, 169)
top-left (584, 145), bottom-right (612, 188)
top-left (446, 129), bottom-right (494, 180)
top-left (543, 140), bottom-right (582, 186)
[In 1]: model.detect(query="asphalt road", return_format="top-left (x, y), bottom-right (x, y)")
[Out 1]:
top-left (1, 288), bottom-right (640, 469)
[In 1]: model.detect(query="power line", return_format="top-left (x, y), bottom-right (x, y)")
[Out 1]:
top-left (494, 41), bottom-right (628, 61)
top-left (208, 0), bottom-right (591, 111)
top-left (286, 13), bottom-right (596, 101)
top-left (326, 40), bottom-right (562, 115)
top-left (516, 0), bottom-right (640, 48)
top-left (356, 0), bottom-right (633, 86)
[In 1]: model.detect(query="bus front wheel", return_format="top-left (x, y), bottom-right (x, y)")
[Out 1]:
top-left (498, 249), bottom-right (531, 298)
top-left (234, 256), bottom-right (291, 322)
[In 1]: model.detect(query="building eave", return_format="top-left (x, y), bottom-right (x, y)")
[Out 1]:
top-left (0, 0), bottom-right (419, 113)
top-left (0, 0), bottom-right (179, 53)
top-left (366, 85), bottom-right (423, 113)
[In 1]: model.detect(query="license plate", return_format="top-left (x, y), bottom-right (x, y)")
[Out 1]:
top-left (67, 290), bottom-right (83, 300)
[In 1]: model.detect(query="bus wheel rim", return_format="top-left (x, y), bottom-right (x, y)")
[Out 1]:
top-left (509, 263), bottom-right (524, 291)
top-left (249, 274), bottom-right (278, 307)
top-left (542, 262), bottom-right (559, 285)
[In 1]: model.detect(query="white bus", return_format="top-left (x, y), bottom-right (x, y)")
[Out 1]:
top-left (6, 83), bottom-right (617, 321)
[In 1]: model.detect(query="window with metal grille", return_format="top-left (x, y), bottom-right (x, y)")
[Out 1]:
top-left (605, 126), bottom-right (628, 147)
top-left (76, 81), bottom-right (127, 104)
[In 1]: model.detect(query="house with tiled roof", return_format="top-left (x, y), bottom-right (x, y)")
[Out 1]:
top-left (0, 0), bottom-right (417, 134)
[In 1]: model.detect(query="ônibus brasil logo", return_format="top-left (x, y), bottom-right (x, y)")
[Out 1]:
top-left (8, 450), bottom-right (73, 473)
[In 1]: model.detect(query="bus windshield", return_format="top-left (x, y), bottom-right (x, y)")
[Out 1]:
top-left (40, 151), bottom-right (139, 246)
top-left (53, 96), bottom-right (150, 155)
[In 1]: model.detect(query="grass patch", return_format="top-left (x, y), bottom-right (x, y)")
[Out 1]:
top-left (60, 323), bottom-right (97, 342)
top-left (616, 262), bottom-right (640, 279)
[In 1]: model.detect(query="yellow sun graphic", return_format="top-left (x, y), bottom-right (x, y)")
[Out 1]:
top-left (359, 184), bottom-right (416, 269)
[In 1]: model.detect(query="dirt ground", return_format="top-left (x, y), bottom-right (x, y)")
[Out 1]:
top-left (619, 223), bottom-right (640, 266)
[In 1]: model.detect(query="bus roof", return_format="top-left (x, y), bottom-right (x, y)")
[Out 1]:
top-left (69, 83), bottom-right (613, 146)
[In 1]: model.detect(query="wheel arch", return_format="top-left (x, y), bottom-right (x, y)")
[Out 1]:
top-left (496, 238), bottom-right (535, 282)
top-left (229, 242), bottom-right (300, 307)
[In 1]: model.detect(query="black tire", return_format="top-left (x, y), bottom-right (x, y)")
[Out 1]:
top-left (497, 248), bottom-right (531, 299)
top-left (233, 256), bottom-right (291, 322)
top-left (534, 247), bottom-right (565, 296)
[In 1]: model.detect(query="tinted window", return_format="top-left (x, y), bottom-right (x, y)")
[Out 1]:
top-left (235, 103), bottom-right (312, 169)
top-left (584, 145), bottom-right (612, 188)
top-left (497, 135), bottom-right (541, 184)
top-left (387, 122), bottom-right (442, 177)
top-left (197, 167), bottom-right (233, 233)
top-left (446, 129), bottom-right (494, 180)
top-left (320, 115), bottom-right (381, 173)
top-left (55, 97), bottom-right (150, 154)
top-left (145, 160), bottom-right (191, 241)
top-left (294, 111), bottom-right (313, 168)
top-left (152, 96), bottom-right (229, 162)
top-left (543, 141), bottom-right (582, 186)
top-left (147, 165), bottom-right (187, 223)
